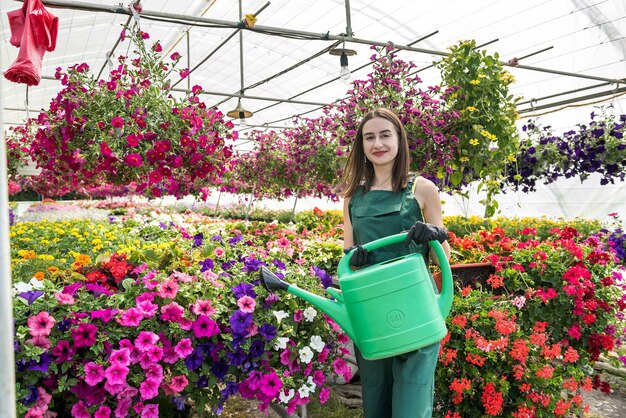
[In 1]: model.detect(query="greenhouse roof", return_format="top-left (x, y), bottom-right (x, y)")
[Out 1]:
top-left (2, 0), bottom-right (626, 150)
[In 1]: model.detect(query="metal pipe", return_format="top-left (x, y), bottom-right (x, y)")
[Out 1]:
top-left (238, 0), bottom-right (244, 95)
top-left (171, 2), bottom-right (270, 89)
top-left (518, 81), bottom-right (611, 105)
top-left (0, 57), bottom-right (17, 418)
top-left (27, 1), bottom-right (623, 83)
top-left (344, 0), bottom-right (353, 37)
top-left (518, 85), bottom-right (626, 114)
top-left (186, 31), bottom-right (191, 91)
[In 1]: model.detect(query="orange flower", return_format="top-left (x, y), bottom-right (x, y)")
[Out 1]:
top-left (34, 271), bottom-right (45, 281)
top-left (47, 266), bottom-right (59, 273)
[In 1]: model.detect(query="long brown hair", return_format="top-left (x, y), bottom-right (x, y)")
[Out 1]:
top-left (337, 108), bottom-right (410, 197)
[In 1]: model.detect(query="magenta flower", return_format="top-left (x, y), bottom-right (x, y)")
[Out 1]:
top-left (27, 311), bottom-right (56, 337)
top-left (111, 116), bottom-right (124, 128)
top-left (51, 340), bottom-right (76, 363)
top-left (71, 323), bottom-right (98, 348)
top-left (158, 279), bottom-right (179, 299)
top-left (145, 345), bottom-right (164, 363)
top-left (109, 347), bottom-right (131, 366)
top-left (115, 398), bottom-right (132, 418)
top-left (191, 315), bottom-right (221, 338)
top-left (71, 401), bottom-right (90, 418)
top-left (124, 153), bottom-right (143, 167)
top-left (141, 404), bottom-right (159, 418)
top-left (94, 405), bottom-right (111, 418)
top-left (319, 387), bottom-right (331, 404)
top-left (134, 331), bottom-right (159, 352)
top-left (174, 338), bottom-right (193, 358)
top-left (259, 371), bottom-right (283, 398)
top-left (54, 292), bottom-right (75, 305)
top-left (104, 362), bottom-right (129, 386)
top-left (91, 308), bottom-right (118, 323)
top-left (145, 363), bottom-right (163, 382)
top-left (160, 302), bottom-right (184, 322)
top-left (84, 362), bottom-right (105, 386)
top-left (139, 378), bottom-right (160, 400)
top-left (126, 133), bottom-right (139, 147)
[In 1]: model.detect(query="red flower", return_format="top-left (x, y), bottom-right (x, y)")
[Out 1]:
top-left (124, 153), bottom-right (143, 167)
top-left (481, 382), bottom-right (503, 416)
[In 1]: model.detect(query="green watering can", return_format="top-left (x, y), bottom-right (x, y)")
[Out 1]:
top-left (260, 232), bottom-right (453, 360)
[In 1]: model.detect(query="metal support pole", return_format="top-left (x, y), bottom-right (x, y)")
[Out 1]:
top-left (186, 31), bottom-right (191, 91)
top-left (290, 192), bottom-right (299, 223)
top-left (0, 56), bottom-right (17, 418)
top-left (214, 190), bottom-right (222, 217)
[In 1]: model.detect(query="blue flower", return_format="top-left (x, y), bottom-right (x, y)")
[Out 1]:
top-left (258, 323), bottom-right (277, 341)
top-left (173, 396), bottom-right (186, 411)
top-left (229, 310), bottom-right (252, 335)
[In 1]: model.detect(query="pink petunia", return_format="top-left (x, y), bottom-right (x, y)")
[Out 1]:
top-left (105, 362), bottom-right (129, 386)
top-left (259, 371), bottom-right (283, 398)
top-left (124, 153), bottom-right (143, 167)
top-left (145, 363), bottom-right (164, 382)
top-left (319, 387), bottom-right (331, 404)
top-left (191, 315), bottom-right (221, 338)
top-left (71, 323), bottom-right (98, 348)
top-left (109, 347), bottom-right (131, 366)
top-left (141, 404), bottom-right (159, 418)
top-left (145, 345), bottom-right (164, 363)
top-left (174, 338), bottom-right (193, 358)
top-left (84, 362), bottom-right (105, 386)
top-left (237, 295), bottom-right (256, 313)
top-left (27, 311), bottom-right (56, 337)
top-left (26, 335), bottom-right (50, 349)
top-left (54, 292), bottom-right (75, 305)
top-left (71, 401), bottom-right (90, 418)
top-left (111, 116), bottom-right (124, 128)
top-left (94, 405), bottom-right (111, 418)
top-left (115, 398), bottom-right (132, 418)
top-left (119, 308), bottom-right (143, 327)
top-left (139, 378), bottom-right (160, 400)
top-left (158, 279), bottom-right (179, 299)
top-left (191, 299), bottom-right (215, 317)
top-left (169, 375), bottom-right (188, 393)
top-left (160, 302), bottom-right (184, 322)
top-left (134, 331), bottom-right (159, 352)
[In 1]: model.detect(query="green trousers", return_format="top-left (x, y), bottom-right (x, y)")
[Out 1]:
top-left (356, 342), bottom-right (440, 418)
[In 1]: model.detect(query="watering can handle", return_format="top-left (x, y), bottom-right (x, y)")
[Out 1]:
top-left (338, 232), bottom-right (453, 317)
top-left (339, 232), bottom-right (450, 273)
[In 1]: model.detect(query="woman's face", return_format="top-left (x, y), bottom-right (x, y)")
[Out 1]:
top-left (362, 117), bottom-right (399, 168)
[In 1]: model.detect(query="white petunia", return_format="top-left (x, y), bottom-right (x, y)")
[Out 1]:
top-left (29, 277), bottom-right (44, 289)
top-left (279, 388), bottom-right (295, 404)
top-left (273, 310), bottom-right (289, 322)
top-left (306, 376), bottom-right (317, 392)
top-left (273, 337), bottom-right (290, 351)
top-left (13, 281), bottom-right (33, 293)
top-left (303, 306), bottom-right (317, 322)
top-left (298, 384), bottom-right (311, 398)
top-left (299, 346), bottom-right (314, 364)
top-left (309, 335), bottom-right (325, 352)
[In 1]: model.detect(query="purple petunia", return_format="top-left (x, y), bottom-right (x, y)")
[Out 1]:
top-left (18, 290), bottom-right (44, 305)
top-left (192, 233), bottom-right (204, 248)
top-left (258, 323), bottom-right (277, 341)
top-left (231, 283), bottom-right (257, 299)
top-left (198, 258), bottom-right (214, 272)
top-left (313, 266), bottom-right (333, 289)
top-left (229, 310), bottom-right (253, 335)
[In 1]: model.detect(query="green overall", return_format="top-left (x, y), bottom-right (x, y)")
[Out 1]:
top-left (348, 176), bottom-right (440, 418)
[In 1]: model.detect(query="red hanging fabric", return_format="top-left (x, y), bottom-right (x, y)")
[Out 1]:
top-left (4, 0), bottom-right (59, 86)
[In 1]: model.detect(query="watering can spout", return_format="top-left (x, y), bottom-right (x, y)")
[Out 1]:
top-left (259, 267), bottom-right (356, 342)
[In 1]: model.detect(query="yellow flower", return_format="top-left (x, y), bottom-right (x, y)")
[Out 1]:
top-left (465, 106), bottom-right (476, 112)
top-left (469, 139), bottom-right (479, 146)
top-left (470, 79), bottom-right (480, 85)
top-left (507, 155), bottom-right (517, 162)
top-left (478, 74), bottom-right (487, 79)
top-left (459, 157), bottom-right (470, 162)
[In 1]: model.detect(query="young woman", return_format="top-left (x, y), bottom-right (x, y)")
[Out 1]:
top-left (339, 108), bottom-right (451, 418)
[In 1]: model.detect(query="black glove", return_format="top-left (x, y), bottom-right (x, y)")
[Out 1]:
top-left (404, 221), bottom-right (449, 245)
top-left (345, 245), bottom-right (370, 267)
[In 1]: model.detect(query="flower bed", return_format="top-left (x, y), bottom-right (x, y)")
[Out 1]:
top-left (10, 208), bottom-right (626, 417)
